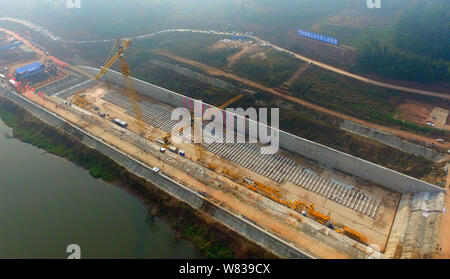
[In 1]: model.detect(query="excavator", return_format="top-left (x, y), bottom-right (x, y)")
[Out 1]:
top-left (95, 38), bottom-right (146, 136)
top-left (195, 93), bottom-right (243, 162)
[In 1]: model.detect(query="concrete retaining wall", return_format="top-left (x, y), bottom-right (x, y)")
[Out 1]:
top-left (341, 120), bottom-right (445, 162)
top-left (80, 66), bottom-right (445, 194)
top-left (149, 59), bottom-right (235, 89)
top-left (0, 86), bottom-right (313, 259)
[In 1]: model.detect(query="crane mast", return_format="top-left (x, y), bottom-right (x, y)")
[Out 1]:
top-left (96, 39), bottom-right (146, 136)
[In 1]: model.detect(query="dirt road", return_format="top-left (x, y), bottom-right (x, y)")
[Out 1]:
top-left (2, 17), bottom-right (448, 99)
top-left (226, 45), bottom-right (250, 68)
top-left (152, 49), bottom-right (450, 150)
top-left (435, 169), bottom-right (450, 258)
top-left (249, 36), bottom-right (450, 100)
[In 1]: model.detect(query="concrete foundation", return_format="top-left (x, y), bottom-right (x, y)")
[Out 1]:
top-left (0, 85), bottom-right (313, 259)
top-left (80, 66), bottom-right (446, 195)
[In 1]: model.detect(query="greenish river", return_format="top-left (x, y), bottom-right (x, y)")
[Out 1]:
top-left (0, 118), bottom-right (202, 259)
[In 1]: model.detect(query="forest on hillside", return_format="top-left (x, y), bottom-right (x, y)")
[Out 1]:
top-left (356, 0), bottom-right (449, 83)
top-left (1, 0), bottom-right (448, 84)
top-left (356, 40), bottom-right (449, 83)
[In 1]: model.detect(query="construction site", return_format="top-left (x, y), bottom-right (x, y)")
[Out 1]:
top-left (0, 28), bottom-right (447, 259)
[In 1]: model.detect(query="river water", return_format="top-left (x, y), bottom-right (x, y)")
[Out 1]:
top-left (0, 117), bottom-right (202, 259)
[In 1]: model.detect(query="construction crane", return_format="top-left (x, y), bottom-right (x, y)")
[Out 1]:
top-left (95, 39), bottom-right (146, 136)
top-left (162, 94), bottom-right (244, 161)
top-left (194, 94), bottom-right (244, 162)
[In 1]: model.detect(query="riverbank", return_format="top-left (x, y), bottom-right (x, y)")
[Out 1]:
top-left (0, 96), bottom-right (277, 259)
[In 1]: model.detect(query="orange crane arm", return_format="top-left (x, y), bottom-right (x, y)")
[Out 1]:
top-left (95, 39), bottom-right (132, 80)
top-left (95, 39), bottom-right (145, 136)
top-left (202, 94), bottom-right (244, 120)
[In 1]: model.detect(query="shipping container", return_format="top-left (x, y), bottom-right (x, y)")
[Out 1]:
top-left (113, 118), bottom-right (127, 128)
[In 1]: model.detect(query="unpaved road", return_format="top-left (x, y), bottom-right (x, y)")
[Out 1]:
top-left (152, 49), bottom-right (450, 150)
top-left (5, 22), bottom-right (447, 151)
top-left (263, 41), bottom-right (450, 100)
top-left (1, 17), bottom-right (448, 99)
top-left (435, 170), bottom-right (450, 258)
top-left (226, 44), bottom-right (250, 68)
top-left (284, 63), bottom-right (311, 86)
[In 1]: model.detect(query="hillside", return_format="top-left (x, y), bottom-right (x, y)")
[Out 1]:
top-left (1, 0), bottom-right (448, 84)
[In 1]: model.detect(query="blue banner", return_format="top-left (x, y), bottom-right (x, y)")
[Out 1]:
top-left (298, 29), bottom-right (338, 45)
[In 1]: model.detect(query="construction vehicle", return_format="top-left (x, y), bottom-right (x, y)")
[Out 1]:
top-left (162, 94), bottom-right (244, 161)
top-left (169, 146), bottom-right (178, 153)
top-left (95, 39), bottom-right (146, 136)
top-left (248, 181), bottom-right (282, 199)
top-left (306, 203), bottom-right (331, 225)
top-left (162, 121), bottom-right (190, 146)
top-left (73, 94), bottom-right (91, 110)
top-left (206, 163), bottom-right (217, 171)
top-left (335, 226), bottom-right (367, 244)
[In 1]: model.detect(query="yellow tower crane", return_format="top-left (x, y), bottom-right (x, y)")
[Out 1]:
top-left (195, 94), bottom-right (244, 162)
top-left (96, 39), bottom-right (146, 136)
top-left (162, 94), bottom-right (244, 162)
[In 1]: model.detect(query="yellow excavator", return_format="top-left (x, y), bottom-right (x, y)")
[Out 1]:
top-left (95, 39), bottom-right (146, 136)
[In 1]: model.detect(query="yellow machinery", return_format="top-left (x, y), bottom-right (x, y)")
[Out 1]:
top-left (223, 168), bottom-right (240, 181)
top-left (307, 203), bottom-right (331, 225)
top-left (162, 94), bottom-right (244, 160)
top-left (162, 121), bottom-right (191, 146)
top-left (253, 181), bottom-right (282, 198)
top-left (206, 163), bottom-right (217, 171)
top-left (238, 177), bottom-right (368, 244)
top-left (95, 39), bottom-right (146, 136)
top-left (73, 94), bottom-right (91, 110)
top-left (240, 178), bottom-right (306, 211)
top-left (194, 94), bottom-right (244, 162)
top-left (336, 226), bottom-right (367, 244)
